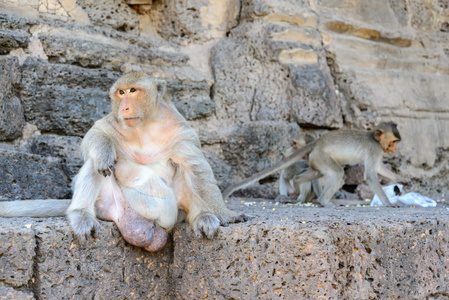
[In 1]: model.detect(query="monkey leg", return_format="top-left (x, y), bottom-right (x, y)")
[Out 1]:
top-left (295, 181), bottom-right (313, 203)
top-left (315, 163), bottom-right (345, 208)
top-left (278, 172), bottom-right (291, 196)
top-left (365, 171), bottom-right (392, 206)
top-left (312, 179), bottom-right (323, 199)
top-left (292, 169), bottom-right (323, 185)
top-left (98, 178), bottom-right (167, 252)
top-left (67, 160), bottom-right (103, 242)
top-left (276, 171), bottom-right (295, 203)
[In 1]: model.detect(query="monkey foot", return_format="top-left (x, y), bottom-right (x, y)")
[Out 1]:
top-left (116, 208), bottom-right (167, 252)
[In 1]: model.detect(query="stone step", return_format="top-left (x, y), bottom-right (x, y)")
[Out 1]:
top-left (1, 198), bottom-right (448, 299)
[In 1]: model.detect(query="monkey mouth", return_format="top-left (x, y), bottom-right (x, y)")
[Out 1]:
top-left (124, 117), bottom-right (140, 120)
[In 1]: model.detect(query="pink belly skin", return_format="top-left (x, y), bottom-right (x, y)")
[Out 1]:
top-left (115, 205), bottom-right (167, 252)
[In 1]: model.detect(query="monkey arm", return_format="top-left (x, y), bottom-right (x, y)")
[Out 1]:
top-left (171, 138), bottom-right (246, 238)
top-left (81, 121), bottom-right (117, 177)
top-left (364, 159), bottom-right (392, 206)
top-left (378, 163), bottom-right (411, 185)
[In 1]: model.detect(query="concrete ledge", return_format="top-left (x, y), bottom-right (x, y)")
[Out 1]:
top-left (1, 199), bottom-right (449, 299)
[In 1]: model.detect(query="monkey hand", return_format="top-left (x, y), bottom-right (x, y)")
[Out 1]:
top-left (94, 151), bottom-right (117, 177)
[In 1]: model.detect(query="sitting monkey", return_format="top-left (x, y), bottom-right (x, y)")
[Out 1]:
top-left (0, 73), bottom-right (247, 251)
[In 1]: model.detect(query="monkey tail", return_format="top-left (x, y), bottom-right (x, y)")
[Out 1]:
top-left (222, 141), bottom-right (316, 199)
top-left (0, 199), bottom-right (71, 217)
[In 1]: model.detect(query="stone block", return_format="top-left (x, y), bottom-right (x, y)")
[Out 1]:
top-left (29, 135), bottom-right (83, 178)
top-left (0, 55), bottom-right (25, 141)
top-left (0, 29), bottom-right (29, 54)
top-left (76, 0), bottom-right (138, 32)
top-left (40, 34), bottom-right (187, 71)
top-left (0, 149), bottom-right (71, 200)
top-left (19, 57), bottom-right (118, 136)
top-left (0, 218), bottom-right (35, 287)
top-left (222, 121), bottom-right (300, 178)
top-left (172, 199), bottom-right (449, 299)
top-left (33, 218), bottom-right (173, 299)
top-left (211, 24), bottom-right (342, 129)
top-left (150, 0), bottom-right (240, 43)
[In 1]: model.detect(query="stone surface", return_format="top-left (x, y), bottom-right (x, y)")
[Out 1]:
top-left (19, 57), bottom-right (118, 136)
top-left (0, 287), bottom-right (34, 300)
top-left (0, 29), bottom-right (29, 54)
top-left (172, 198), bottom-right (449, 299)
top-left (76, 0), bottom-right (139, 32)
top-left (0, 219), bottom-right (35, 286)
top-left (2, 199), bottom-right (449, 299)
top-left (29, 134), bottom-right (83, 178)
top-left (0, 1), bottom-right (449, 296)
top-left (0, 55), bottom-right (25, 140)
top-left (0, 217), bottom-right (173, 299)
top-left (1, 0), bottom-right (445, 199)
top-left (0, 149), bottom-right (71, 200)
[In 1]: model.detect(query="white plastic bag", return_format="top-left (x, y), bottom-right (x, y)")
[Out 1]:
top-left (371, 184), bottom-right (437, 207)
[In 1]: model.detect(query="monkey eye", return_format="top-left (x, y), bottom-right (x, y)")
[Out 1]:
top-left (130, 88), bottom-right (136, 93)
top-left (119, 90), bottom-right (125, 95)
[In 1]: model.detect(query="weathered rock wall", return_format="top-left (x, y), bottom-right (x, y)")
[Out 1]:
top-left (2, 200), bottom-right (449, 299)
top-left (1, 1), bottom-right (449, 298)
top-left (1, 0), bottom-right (448, 201)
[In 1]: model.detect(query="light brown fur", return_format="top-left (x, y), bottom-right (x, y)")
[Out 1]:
top-left (223, 123), bottom-right (410, 207)
top-left (276, 133), bottom-right (317, 203)
top-left (0, 73), bottom-right (247, 251)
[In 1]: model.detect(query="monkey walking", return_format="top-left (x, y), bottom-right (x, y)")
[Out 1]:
top-left (0, 73), bottom-right (247, 251)
top-left (223, 123), bottom-right (411, 207)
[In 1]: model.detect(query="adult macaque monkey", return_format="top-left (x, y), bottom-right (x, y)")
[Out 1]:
top-left (223, 123), bottom-right (411, 207)
top-left (276, 133), bottom-right (316, 204)
top-left (0, 73), bottom-right (247, 251)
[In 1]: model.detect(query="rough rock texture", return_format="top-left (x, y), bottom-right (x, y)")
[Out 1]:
top-left (2, 199), bottom-right (449, 299)
top-left (0, 0), bottom-right (449, 297)
top-left (0, 55), bottom-right (25, 140)
top-left (0, 0), bottom-right (448, 199)
top-left (0, 149), bottom-right (71, 200)
top-left (0, 217), bottom-right (173, 299)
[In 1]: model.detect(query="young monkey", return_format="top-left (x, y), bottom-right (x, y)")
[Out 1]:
top-left (223, 123), bottom-right (411, 207)
top-left (276, 133), bottom-right (317, 204)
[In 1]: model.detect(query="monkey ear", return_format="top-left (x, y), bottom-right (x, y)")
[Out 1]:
top-left (154, 78), bottom-right (167, 101)
top-left (374, 129), bottom-right (383, 142)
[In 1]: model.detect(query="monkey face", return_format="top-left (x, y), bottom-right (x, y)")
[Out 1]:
top-left (110, 73), bottom-right (165, 128)
top-left (114, 87), bottom-right (147, 127)
top-left (380, 133), bottom-right (400, 154)
top-left (374, 123), bottom-right (401, 155)
top-left (385, 138), bottom-right (399, 154)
